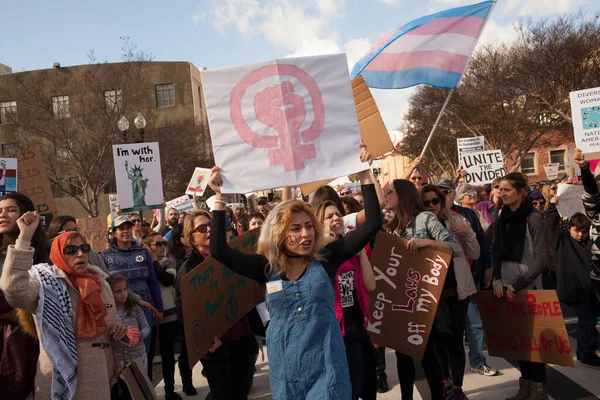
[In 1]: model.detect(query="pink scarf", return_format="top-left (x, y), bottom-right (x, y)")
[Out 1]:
top-left (334, 255), bottom-right (371, 336)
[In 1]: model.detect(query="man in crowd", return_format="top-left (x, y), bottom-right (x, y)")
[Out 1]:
top-left (160, 207), bottom-right (180, 237)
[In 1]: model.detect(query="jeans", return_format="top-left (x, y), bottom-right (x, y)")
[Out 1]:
top-left (465, 291), bottom-right (487, 368)
top-left (575, 296), bottom-right (600, 359)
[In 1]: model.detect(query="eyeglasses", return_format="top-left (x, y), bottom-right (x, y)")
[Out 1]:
top-left (130, 219), bottom-right (141, 224)
top-left (63, 244), bottom-right (91, 256)
top-left (151, 241), bottom-right (168, 247)
top-left (193, 223), bottom-right (210, 234)
top-left (115, 224), bottom-right (133, 231)
top-left (423, 198), bottom-right (442, 207)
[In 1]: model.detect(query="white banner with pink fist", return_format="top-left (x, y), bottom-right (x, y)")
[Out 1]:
top-left (201, 54), bottom-right (368, 194)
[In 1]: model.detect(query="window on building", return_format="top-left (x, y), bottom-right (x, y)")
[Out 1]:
top-left (0, 101), bottom-right (17, 124)
top-left (52, 95), bottom-right (70, 119)
top-left (550, 149), bottom-right (566, 171)
top-left (104, 89), bottom-right (122, 112)
top-left (1, 143), bottom-right (20, 156)
top-left (155, 84), bottom-right (175, 107)
top-left (521, 152), bottom-right (536, 174)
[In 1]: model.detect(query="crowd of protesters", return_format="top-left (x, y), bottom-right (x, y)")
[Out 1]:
top-left (0, 146), bottom-right (598, 400)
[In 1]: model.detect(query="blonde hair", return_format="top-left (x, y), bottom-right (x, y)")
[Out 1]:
top-left (257, 200), bottom-right (324, 277)
top-left (182, 210), bottom-right (211, 248)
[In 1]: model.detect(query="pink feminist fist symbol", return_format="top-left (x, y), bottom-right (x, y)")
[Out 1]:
top-left (230, 64), bottom-right (325, 172)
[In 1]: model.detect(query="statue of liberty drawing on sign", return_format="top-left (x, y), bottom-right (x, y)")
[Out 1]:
top-left (125, 161), bottom-right (148, 207)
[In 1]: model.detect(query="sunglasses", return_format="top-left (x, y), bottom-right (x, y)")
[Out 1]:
top-left (441, 189), bottom-right (452, 195)
top-left (550, 186), bottom-right (557, 190)
top-left (340, 191), bottom-right (352, 196)
top-left (130, 219), bottom-right (141, 223)
top-left (152, 241), bottom-right (168, 247)
top-left (193, 223), bottom-right (210, 234)
top-left (493, 185), bottom-right (500, 189)
top-left (533, 200), bottom-right (545, 206)
top-left (257, 201), bottom-right (267, 206)
top-left (464, 191), bottom-right (477, 197)
top-left (410, 176), bottom-right (423, 181)
top-left (423, 198), bottom-right (441, 207)
top-left (63, 244), bottom-right (91, 256)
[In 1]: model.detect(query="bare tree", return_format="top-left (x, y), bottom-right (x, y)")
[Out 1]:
top-left (0, 39), bottom-right (153, 216)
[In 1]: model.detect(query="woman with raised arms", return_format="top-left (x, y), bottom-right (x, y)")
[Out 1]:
top-left (207, 145), bottom-right (381, 400)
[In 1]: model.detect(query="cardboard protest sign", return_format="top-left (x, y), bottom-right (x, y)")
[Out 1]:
top-left (477, 290), bottom-right (574, 367)
top-left (299, 179), bottom-right (333, 196)
top-left (202, 54), bottom-right (368, 194)
top-left (185, 167), bottom-right (211, 197)
top-left (367, 232), bottom-right (452, 360)
top-left (7, 148), bottom-right (58, 215)
top-left (77, 217), bottom-right (108, 253)
top-left (112, 142), bottom-right (163, 212)
top-left (543, 163), bottom-right (560, 180)
top-left (457, 136), bottom-right (485, 166)
top-left (181, 229), bottom-right (264, 368)
top-left (556, 183), bottom-right (585, 217)
top-left (166, 195), bottom-right (195, 214)
top-left (460, 150), bottom-right (506, 185)
top-left (569, 87), bottom-right (600, 159)
top-left (352, 76), bottom-right (394, 158)
top-left (0, 158), bottom-right (17, 194)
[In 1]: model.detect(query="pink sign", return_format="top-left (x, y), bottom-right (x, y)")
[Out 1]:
top-left (230, 64), bottom-right (325, 171)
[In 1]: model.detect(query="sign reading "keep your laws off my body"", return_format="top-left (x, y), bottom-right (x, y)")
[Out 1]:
top-left (367, 232), bottom-right (452, 360)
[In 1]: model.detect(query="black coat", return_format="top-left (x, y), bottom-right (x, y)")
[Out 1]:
top-left (545, 204), bottom-right (593, 303)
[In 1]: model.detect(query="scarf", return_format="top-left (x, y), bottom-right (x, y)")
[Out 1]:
top-left (30, 263), bottom-right (78, 400)
top-left (50, 232), bottom-right (107, 339)
top-left (496, 196), bottom-right (534, 263)
top-left (334, 255), bottom-right (370, 336)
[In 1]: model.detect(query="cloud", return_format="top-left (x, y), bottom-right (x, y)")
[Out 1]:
top-left (377, 0), bottom-right (401, 4)
top-left (505, 0), bottom-right (586, 16)
top-left (478, 20), bottom-right (519, 47)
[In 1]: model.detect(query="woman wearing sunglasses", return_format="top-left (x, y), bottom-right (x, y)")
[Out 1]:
top-left (420, 185), bottom-right (478, 400)
top-left (1, 211), bottom-right (128, 399)
top-left (141, 230), bottom-right (183, 399)
top-left (0, 192), bottom-right (49, 399)
top-left (101, 215), bottom-right (164, 356)
top-left (384, 180), bottom-right (461, 400)
top-left (174, 210), bottom-right (254, 399)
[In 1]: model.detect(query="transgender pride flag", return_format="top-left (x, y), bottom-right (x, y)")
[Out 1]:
top-left (351, 1), bottom-right (495, 90)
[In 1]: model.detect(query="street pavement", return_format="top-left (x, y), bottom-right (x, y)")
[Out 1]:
top-left (153, 319), bottom-right (600, 400)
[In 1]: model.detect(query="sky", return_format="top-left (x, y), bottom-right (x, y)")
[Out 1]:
top-left (1, 0), bottom-right (597, 130)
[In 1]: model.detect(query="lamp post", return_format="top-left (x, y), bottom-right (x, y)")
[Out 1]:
top-left (117, 111), bottom-right (147, 143)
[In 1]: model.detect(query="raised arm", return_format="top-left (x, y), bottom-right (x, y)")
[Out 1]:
top-left (0, 212), bottom-right (44, 314)
top-left (325, 181), bottom-right (381, 269)
top-left (208, 167), bottom-right (269, 283)
top-left (545, 200), bottom-right (562, 251)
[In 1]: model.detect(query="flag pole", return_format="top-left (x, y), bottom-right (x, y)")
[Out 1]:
top-left (419, 88), bottom-right (455, 157)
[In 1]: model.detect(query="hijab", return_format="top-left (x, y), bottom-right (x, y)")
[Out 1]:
top-left (50, 232), bottom-right (107, 339)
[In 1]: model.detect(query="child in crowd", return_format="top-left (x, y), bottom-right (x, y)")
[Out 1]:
top-left (109, 275), bottom-right (151, 370)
